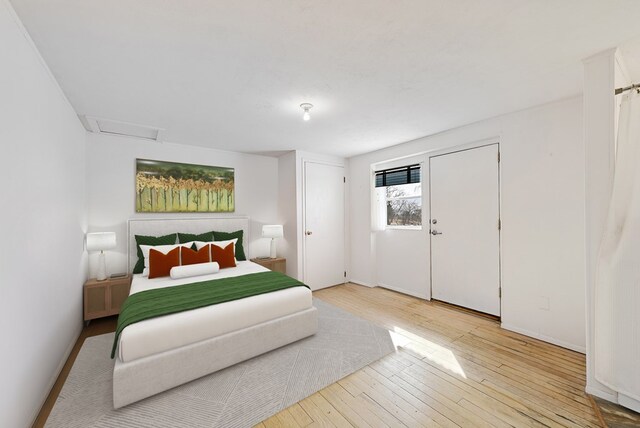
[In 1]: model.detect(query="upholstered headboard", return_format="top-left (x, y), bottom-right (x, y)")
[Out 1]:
top-left (127, 216), bottom-right (250, 272)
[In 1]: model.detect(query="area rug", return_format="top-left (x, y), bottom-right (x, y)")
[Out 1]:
top-left (46, 298), bottom-right (395, 428)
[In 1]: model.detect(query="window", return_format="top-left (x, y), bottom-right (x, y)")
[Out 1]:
top-left (375, 164), bottom-right (422, 228)
top-left (385, 183), bottom-right (422, 226)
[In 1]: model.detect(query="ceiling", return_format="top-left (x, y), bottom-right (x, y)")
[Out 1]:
top-left (10, 0), bottom-right (640, 158)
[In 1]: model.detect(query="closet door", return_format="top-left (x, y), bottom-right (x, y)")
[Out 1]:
top-left (303, 161), bottom-right (345, 290)
top-left (430, 144), bottom-right (501, 316)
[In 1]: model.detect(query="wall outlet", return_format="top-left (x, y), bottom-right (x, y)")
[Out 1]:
top-left (538, 296), bottom-right (550, 310)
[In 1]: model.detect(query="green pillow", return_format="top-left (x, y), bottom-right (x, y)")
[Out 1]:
top-left (133, 233), bottom-right (177, 274)
top-left (177, 231), bottom-right (214, 243)
top-left (213, 230), bottom-right (246, 261)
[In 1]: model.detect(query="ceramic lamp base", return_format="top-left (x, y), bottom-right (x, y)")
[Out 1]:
top-left (270, 238), bottom-right (277, 259)
top-left (96, 251), bottom-right (107, 281)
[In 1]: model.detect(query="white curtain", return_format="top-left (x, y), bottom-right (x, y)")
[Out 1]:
top-left (594, 89), bottom-right (640, 403)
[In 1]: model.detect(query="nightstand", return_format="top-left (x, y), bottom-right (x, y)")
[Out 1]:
top-left (83, 275), bottom-right (132, 323)
top-left (250, 257), bottom-right (286, 274)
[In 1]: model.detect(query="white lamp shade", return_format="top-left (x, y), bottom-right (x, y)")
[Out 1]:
top-left (86, 232), bottom-right (117, 252)
top-left (262, 225), bottom-right (283, 239)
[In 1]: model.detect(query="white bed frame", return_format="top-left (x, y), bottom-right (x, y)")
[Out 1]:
top-left (113, 217), bottom-right (318, 409)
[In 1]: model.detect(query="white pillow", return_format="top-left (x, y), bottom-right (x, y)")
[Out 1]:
top-left (170, 262), bottom-right (219, 279)
top-left (183, 241), bottom-right (210, 250)
top-left (139, 243), bottom-right (190, 277)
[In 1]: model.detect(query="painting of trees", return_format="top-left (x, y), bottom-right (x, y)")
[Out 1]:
top-left (135, 159), bottom-right (235, 212)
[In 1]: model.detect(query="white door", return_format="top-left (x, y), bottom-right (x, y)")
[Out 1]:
top-left (430, 144), bottom-right (501, 316)
top-left (304, 161), bottom-right (345, 290)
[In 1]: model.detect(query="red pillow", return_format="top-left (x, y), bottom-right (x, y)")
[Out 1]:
top-left (148, 247), bottom-right (180, 279)
top-left (181, 245), bottom-right (210, 265)
top-left (211, 243), bottom-right (236, 269)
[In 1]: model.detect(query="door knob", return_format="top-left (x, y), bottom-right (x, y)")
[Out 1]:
top-left (305, 231), bottom-right (313, 236)
top-left (431, 230), bottom-right (442, 236)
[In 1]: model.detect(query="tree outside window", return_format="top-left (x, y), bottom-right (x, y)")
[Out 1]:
top-left (385, 183), bottom-right (422, 227)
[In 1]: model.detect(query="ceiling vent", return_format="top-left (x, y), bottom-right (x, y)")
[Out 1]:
top-left (80, 116), bottom-right (165, 142)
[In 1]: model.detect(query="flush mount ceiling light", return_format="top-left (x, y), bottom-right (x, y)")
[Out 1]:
top-left (300, 103), bottom-right (313, 121)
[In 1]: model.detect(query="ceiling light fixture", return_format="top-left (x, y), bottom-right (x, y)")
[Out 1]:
top-left (300, 103), bottom-right (313, 121)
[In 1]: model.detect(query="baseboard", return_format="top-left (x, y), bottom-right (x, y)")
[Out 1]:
top-left (501, 323), bottom-right (586, 354)
top-left (619, 394), bottom-right (640, 413)
top-left (30, 320), bottom-right (83, 426)
top-left (377, 283), bottom-right (429, 300)
top-left (349, 279), bottom-right (375, 288)
top-left (586, 384), bottom-right (619, 402)
top-left (587, 383), bottom-right (640, 413)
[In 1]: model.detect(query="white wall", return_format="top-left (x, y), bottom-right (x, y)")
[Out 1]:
top-left (86, 133), bottom-right (278, 277)
top-left (349, 96), bottom-right (586, 351)
top-left (277, 151), bottom-right (299, 278)
top-left (373, 155), bottom-right (429, 298)
top-left (0, 2), bottom-right (87, 426)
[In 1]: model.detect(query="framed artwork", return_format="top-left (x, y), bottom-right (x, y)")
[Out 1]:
top-left (136, 159), bottom-right (235, 212)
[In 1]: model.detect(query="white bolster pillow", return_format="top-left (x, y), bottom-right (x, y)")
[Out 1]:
top-left (170, 262), bottom-right (220, 279)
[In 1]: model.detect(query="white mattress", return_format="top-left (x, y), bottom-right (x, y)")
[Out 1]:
top-left (118, 261), bottom-right (312, 362)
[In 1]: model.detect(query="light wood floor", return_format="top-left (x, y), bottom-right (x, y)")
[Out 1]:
top-left (35, 283), bottom-right (603, 427)
top-left (258, 284), bottom-right (603, 428)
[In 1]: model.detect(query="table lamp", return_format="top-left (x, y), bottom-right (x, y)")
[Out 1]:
top-left (86, 232), bottom-right (117, 281)
top-left (262, 225), bottom-right (283, 259)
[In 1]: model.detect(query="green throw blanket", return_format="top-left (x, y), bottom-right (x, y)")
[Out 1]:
top-left (111, 271), bottom-right (309, 358)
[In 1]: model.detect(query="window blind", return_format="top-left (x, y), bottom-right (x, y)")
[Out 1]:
top-left (375, 164), bottom-right (420, 187)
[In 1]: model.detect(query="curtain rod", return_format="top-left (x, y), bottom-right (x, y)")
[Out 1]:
top-left (615, 83), bottom-right (640, 95)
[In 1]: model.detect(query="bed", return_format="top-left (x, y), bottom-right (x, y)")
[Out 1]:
top-left (112, 217), bottom-right (318, 409)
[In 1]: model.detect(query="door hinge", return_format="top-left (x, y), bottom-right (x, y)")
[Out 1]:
top-left (343, 176), bottom-right (346, 183)
top-left (497, 152), bottom-right (501, 162)
top-left (498, 219), bottom-right (502, 230)
top-left (499, 287), bottom-right (502, 298)
top-left (344, 271), bottom-right (347, 278)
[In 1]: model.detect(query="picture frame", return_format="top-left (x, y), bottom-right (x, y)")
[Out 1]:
top-left (135, 158), bottom-right (235, 213)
